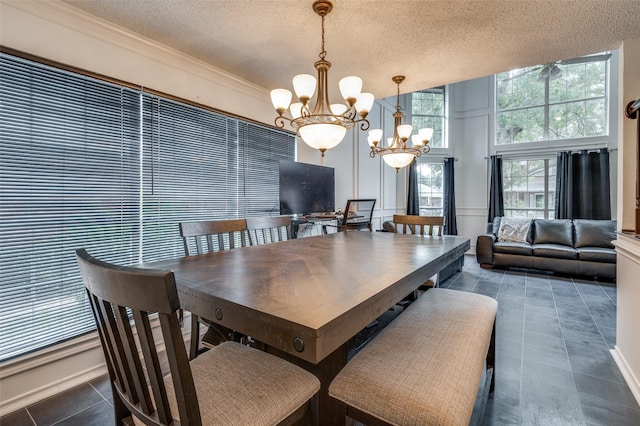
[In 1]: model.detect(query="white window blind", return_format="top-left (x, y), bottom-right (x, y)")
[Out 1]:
top-left (0, 53), bottom-right (294, 361)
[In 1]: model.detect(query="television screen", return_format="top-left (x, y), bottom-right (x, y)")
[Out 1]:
top-left (279, 160), bottom-right (335, 215)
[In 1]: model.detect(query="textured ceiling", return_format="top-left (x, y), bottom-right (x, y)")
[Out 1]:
top-left (61, 0), bottom-right (640, 98)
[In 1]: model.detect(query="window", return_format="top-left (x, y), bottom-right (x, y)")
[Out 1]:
top-left (0, 53), bottom-right (294, 361)
top-left (502, 158), bottom-right (556, 219)
top-left (416, 163), bottom-right (444, 215)
top-left (496, 53), bottom-right (609, 144)
top-left (411, 87), bottom-right (446, 148)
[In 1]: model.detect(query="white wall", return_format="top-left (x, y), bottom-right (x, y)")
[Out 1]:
top-left (612, 36), bottom-right (640, 406)
top-left (448, 77), bottom-right (494, 252)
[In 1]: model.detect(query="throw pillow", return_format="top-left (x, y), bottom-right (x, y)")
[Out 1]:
top-left (497, 217), bottom-right (532, 243)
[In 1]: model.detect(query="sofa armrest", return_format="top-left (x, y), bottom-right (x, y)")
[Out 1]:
top-left (476, 233), bottom-right (496, 265)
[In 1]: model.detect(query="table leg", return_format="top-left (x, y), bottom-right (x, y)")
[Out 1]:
top-left (264, 343), bottom-right (348, 426)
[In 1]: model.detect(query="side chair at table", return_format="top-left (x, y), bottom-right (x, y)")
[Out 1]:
top-left (392, 214), bottom-right (444, 237)
top-left (179, 219), bottom-right (250, 359)
top-left (76, 249), bottom-right (320, 426)
top-left (392, 214), bottom-right (445, 291)
top-left (245, 216), bottom-right (291, 245)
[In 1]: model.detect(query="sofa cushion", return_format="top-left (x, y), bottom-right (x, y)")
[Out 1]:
top-left (494, 241), bottom-right (533, 256)
top-left (533, 219), bottom-right (573, 246)
top-left (573, 219), bottom-right (616, 248)
top-left (577, 247), bottom-right (617, 263)
top-left (532, 244), bottom-right (578, 260)
top-left (497, 217), bottom-right (532, 243)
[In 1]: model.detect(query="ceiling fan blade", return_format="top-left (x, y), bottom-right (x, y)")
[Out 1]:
top-left (559, 53), bottom-right (612, 65)
top-left (500, 66), bottom-right (543, 82)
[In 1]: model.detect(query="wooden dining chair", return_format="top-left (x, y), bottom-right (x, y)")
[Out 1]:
top-left (392, 214), bottom-right (444, 236)
top-left (245, 216), bottom-right (291, 245)
top-left (393, 214), bottom-right (445, 290)
top-left (179, 218), bottom-right (249, 255)
top-left (179, 219), bottom-right (250, 359)
top-left (76, 249), bottom-right (320, 426)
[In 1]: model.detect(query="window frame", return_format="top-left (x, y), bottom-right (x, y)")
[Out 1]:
top-left (493, 51), bottom-right (616, 155)
top-left (407, 86), bottom-right (450, 153)
top-left (415, 160), bottom-right (445, 217)
top-left (501, 156), bottom-right (556, 219)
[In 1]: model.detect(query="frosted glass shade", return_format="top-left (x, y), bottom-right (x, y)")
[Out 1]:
top-left (270, 89), bottom-right (292, 111)
top-left (293, 74), bottom-right (317, 100)
top-left (411, 134), bottom-right (424, 147)
top-left (299, 123), bottom-right (347, 151)
top-left (383, 152), bottom-right (414, 170)
top-left (355, 92), bottom-right (374, 114)
top-left (418, 127), bottom-right (434, 142)
top-left (339, 76), bottom-right (362, 101)
top-left (369, 129), bottom-right (383, 143)
top-left (397, 124), bottom-right (413, 140)
top-left (367, 135), bottom-right (376, 147)
top-left (330, 103), bottom-right (348, 116)
top-left (290, 102), bottom-right (304, 119)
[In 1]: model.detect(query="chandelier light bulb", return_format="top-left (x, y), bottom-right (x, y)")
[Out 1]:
top-left (270, 89), bottom-right (292, 114)
top-left (292, 74), bottom-right (317, 102)
top-left (383, 152), bottom-right (415, 170)
top-left (367, 135), bottom-right (376, 147)
top-left (397, 124), bottom-right (413, 141)
top-left (290, 102), bottom-right (304, 119)
top-left (339, 76), bottom-right (363, 106)
top-left (299, 123), bottom-right (347, 154)
top-left (418, 127), bottom-right (434, 142)
top-left (411, 134), bottom-right (423, 147)
top-left (330, 103), bottom-right (348, 116)
top-left (369, 129), bottom-right (383, 143)
top-left (355, 92), bottom-right (374, 116)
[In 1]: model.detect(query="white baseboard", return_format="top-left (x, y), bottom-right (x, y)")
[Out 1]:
top-left (0, 364), bottom-right (108, 417)
top-left (0, 313), bottom-right (194, 417)
top-left (611, 346), bottom-right (640, 406)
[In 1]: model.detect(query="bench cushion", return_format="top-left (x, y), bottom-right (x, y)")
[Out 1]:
top-left (329, 288), bottom-right (497, 426)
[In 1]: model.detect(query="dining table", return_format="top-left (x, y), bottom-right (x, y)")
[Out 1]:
top-left (145, 230), bottom-right (470, 425)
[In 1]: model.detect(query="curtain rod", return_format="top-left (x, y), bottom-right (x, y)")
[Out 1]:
top-left (485, 147), bottom-right (617, 159)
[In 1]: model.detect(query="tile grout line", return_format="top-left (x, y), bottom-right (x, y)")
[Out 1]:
top-left (551, 275), bottom-right (586, 421)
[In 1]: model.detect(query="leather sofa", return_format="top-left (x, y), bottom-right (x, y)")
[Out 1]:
top-left (476, 217), bottom-right (617, 280)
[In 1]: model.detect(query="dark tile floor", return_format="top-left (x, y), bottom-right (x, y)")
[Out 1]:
top-left (2, 255), bottom-right (639, 425)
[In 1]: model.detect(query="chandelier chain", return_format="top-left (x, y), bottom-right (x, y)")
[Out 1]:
top-left (320, 14), bottom-right (327, 60)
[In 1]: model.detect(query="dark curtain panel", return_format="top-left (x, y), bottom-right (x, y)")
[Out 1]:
top-left (407, 158), bottom-right (420, 215)
top-left (555, 149), bottom-right (611, 220)
top-left (488, 155), bottom-right (504, 222)
top-left (443, 158), bottom-right (458, 235)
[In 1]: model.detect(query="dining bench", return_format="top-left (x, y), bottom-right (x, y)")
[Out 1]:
top-left (329, 288), bottom-right (497, 425)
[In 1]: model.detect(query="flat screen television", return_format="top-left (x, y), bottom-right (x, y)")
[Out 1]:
top-left (279, 160), bottom-right (335, 215)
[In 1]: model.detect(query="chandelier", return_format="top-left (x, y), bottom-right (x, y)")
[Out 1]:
top-left (367, 76), bottom-right (433, 171)
top-left (270, 1), bottom-right (373, 157)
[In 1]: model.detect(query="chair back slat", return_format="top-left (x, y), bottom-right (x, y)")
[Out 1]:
top-left (392, 215), bottom-right (444, 236)
top-left (133, 310), bottom-right (172, 424)
top-left (76, 249), bottom-right (201, 426)
top-left (246, 216), bottom-right (291, 245)
top-left (180, 219), bottom-right (248, 255)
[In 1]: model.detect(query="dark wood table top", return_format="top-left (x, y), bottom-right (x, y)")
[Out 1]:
top-left (146, 231), bottom-right (470, 364)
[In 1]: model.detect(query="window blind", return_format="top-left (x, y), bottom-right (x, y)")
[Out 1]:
top-left (0, 53), bottom-right (294, 361)
top-left (0, 54), bottom-right (142, 360)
